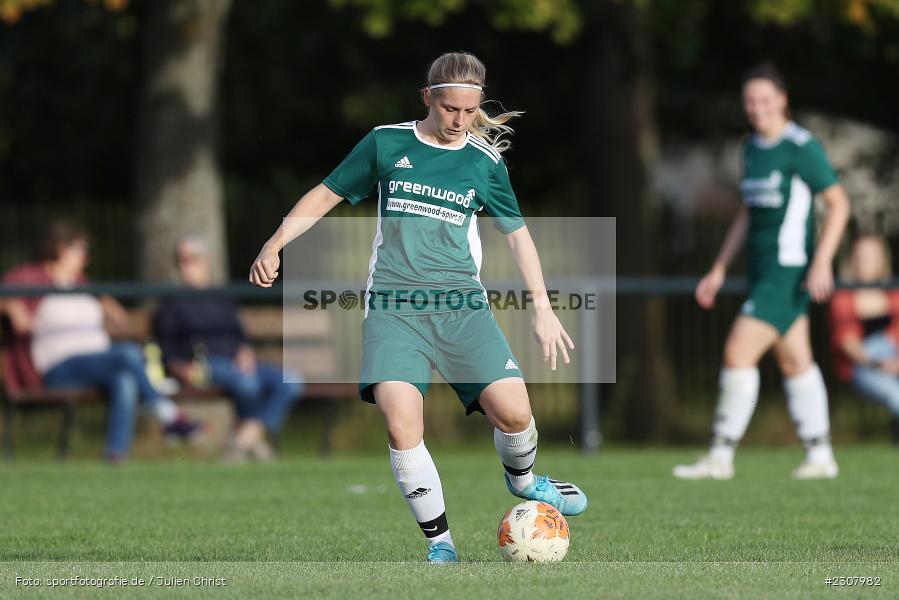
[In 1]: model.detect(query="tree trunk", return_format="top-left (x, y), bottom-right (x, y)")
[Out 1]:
top-left (580, 0), bottom-right (678, 441)
top-left (134, 0), bottom-right (232, 283)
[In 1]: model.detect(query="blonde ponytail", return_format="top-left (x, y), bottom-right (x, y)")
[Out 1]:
top-left (425, 52), bottom-right (523, 154)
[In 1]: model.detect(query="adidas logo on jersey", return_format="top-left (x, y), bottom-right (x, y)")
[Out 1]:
top-left (505, 359), bottom-right (518, 370)
top-left (394, 156), bottom-right (413, 169)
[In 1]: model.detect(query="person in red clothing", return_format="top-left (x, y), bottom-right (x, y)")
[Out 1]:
top-left (1, 222), bottom-right (200, 461)
top-left (829, 234), bottom-right (899, 420)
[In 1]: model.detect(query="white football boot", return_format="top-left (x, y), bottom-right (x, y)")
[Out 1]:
top-left (673, 454), bottom-right (734, 480)
top-left (791, 460), bottom-right (839, 480)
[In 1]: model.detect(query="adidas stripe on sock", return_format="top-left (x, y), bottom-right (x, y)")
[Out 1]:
top-left (494, 416), bottom-right (538, 492)
top-left (785, 364), bottom-right (835, 464)
top-left (710, 367), bottom-right (760, 464)
top-left (389, 441), bottom-right (453, 548)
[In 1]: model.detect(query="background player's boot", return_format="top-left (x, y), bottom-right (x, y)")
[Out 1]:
top-left (791, 459), bottom-right (838, 480)
top-left (673, 454), bottom-right (734, 480)
top-left (506, 474), bottom-right (588, 516)
top-left (426, 541), bottom-right (458, 563)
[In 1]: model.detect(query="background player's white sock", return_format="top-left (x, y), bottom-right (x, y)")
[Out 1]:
top-left (785, 364), bottom-right (835, 464)
top-left (710, 367), bottom-right (760, 464)
top-left (494, 416), bottom-right (538, 492)
top-left (389, 441), bottom-right (454, 548)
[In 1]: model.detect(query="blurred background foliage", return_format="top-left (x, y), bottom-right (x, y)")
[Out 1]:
top-left (1, 0), bottom-right (897, 276)
top-left (2, 0), bottom-right (898, 444)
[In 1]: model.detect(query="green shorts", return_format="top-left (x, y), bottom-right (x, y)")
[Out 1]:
top-left (741, 267), bottom-right (810, 335)
top-left (359, 308), bottom-right (523, 414)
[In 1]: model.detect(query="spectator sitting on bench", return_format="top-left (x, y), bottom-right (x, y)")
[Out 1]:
top-left (829, 234), bottom-right (899, 426)
top-left (153, 235), bottom-right (302, 462)
top-left (1, 222), bottom-right (201, 462)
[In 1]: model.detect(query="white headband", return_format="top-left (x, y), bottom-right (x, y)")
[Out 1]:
top-left (428, 83), bottom-right (483, 91)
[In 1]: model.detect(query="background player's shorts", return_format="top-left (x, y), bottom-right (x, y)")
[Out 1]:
top-left (741, 266), bottom-right (810, 335)
top-left (359, 308), bottom-right (523, 414)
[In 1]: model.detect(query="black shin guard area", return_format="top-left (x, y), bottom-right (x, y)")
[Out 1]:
top-left (417, 512), bottom-right (449, 539)
top-left (502, 461), bottom-right (535, 477)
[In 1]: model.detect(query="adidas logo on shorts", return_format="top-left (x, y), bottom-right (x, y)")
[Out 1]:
top-left (505, 358), bottom-right (518, 370)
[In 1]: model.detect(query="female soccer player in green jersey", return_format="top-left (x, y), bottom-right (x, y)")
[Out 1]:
top-left (249, 52), bottom-right (587, 562)
top-left (674, 63), bottom-right (850, 481)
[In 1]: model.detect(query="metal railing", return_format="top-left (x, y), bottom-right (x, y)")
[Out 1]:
top-left (3, 278), bottom-right (897, 452)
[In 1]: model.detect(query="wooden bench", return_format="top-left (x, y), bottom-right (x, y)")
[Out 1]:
top-left (1, 305), bottom-right (357, 460)
top-left (833, 382), bottom-right (899, 447)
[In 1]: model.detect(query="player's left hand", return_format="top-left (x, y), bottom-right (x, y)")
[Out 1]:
top-left (805, 260), bottom-right (834, 303)
top-left (532, 308), bottom-right (575, 371)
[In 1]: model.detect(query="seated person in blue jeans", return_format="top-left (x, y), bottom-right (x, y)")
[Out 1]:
top-left (153, 235), bottom-right (303, 461)
top-left (829, 234), bottom-right (899, 424)
top-left (2, 222), bottom-right (201, 462)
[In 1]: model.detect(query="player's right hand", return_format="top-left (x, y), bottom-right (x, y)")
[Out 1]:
top-left (249, 247), bottom-right (280, 288)
top-left (695, 267), bottom-right (724, 309)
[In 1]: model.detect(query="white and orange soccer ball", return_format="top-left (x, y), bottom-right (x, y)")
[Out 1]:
top-left (497, 500), bottom-right (570, 562)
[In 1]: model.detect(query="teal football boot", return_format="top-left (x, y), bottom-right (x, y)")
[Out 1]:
top-left (426, 541), bottom-right (459, 564)
top-left (505, 474), bottom-right (588, 516)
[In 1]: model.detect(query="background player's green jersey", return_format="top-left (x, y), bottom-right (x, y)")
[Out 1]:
top-left (323, 121), bottom-right (525, 314)
top-left (739, 121), bottom-right (838, 280)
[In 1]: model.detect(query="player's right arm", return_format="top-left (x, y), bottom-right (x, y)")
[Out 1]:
top-left (695, 205), bottom-right (749, 309)
top-left (249, 183), bottom-right (343, 288)
top-left (251, 130), bottom-right (379, 288)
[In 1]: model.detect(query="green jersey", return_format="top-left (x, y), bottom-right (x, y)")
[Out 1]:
top-left (740, 121), bottom-right (838, 279)
top-left (323, 121), bottom-right (525, 314)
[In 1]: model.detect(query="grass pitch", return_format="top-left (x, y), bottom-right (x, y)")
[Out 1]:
top-left (1, 446), bottom-right (897, 599)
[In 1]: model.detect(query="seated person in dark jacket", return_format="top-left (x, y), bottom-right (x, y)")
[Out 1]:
top-left (154, 235), bottom-right (303, 461)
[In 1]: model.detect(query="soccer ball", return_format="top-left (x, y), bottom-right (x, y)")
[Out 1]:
top-left (497, 500), bottom-right (570, 562)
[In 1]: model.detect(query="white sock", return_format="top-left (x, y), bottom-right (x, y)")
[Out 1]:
top-left (389, 441), bottom-right (453, 548)
top-left (494, 417), bottom-right (538, 492)
top-left (785, 364), bottom-right (835, 464)
top-left (152, 398), bottom-right (178, 425)
top-left (710, 367), bottom-right (760, 464)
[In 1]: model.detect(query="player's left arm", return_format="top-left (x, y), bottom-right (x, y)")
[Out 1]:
top-left (796, 138), bottom-right (850, 303)
top-left (505, 226), bottom-right (575, 370)
top-left (807, 183), bottom-right (850, 303)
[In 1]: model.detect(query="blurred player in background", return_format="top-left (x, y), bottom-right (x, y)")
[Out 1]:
top-left (829, 235), bottom-right (899, 423)
top-left (250, 52), bottom-right (586, 562)
top-left (674, 63), bottom-right (850, 480)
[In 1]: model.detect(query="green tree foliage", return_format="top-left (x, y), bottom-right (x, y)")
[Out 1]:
top-left (0, 0), bottom-right (126, 24)
top-left (749, 0), bottom-right (899, 27)
top-left (4, 0), bottom-right (899, 279)
top-left (330, 0), bottom-right (582, 43)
